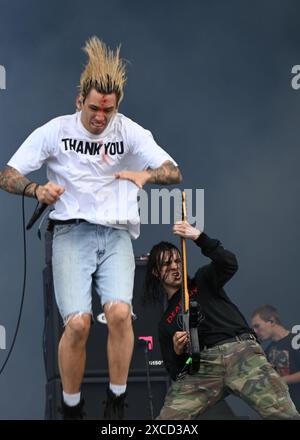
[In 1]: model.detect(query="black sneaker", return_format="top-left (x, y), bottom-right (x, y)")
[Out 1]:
top-left (60, 398), bottom-right (85, 420)
top-left (103, 388), bottom-right (127, 420)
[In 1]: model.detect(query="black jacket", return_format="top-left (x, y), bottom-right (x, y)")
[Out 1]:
top-left (158, 232), bottom-right (253, 380)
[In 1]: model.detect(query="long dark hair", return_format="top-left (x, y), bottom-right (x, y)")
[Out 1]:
top-left (144, 241), bottom-right (181, 303)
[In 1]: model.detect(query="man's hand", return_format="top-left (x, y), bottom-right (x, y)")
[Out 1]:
top-left (173, 331), bottom-right (189, 355)
top-left (280, 372), bottom-right (300, 384)
top-left (36, 182), bottom-right (65, 204)
top-left (115, 170), bottom-right (149, 189)
top-left (173, 220), bottom-right (201, 241)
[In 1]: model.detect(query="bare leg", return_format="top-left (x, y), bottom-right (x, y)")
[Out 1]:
top-left (58, 313), bottom-right (91, 393)
top-left (104, 302), bottom-right (134, 384)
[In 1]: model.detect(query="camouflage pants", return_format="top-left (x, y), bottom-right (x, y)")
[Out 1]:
top-left (157, 339), bottom-right (300, 420)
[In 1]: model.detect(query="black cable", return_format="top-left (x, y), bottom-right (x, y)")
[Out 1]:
top-left (0, 185), bottom-right (32, 376)
top-left (42, 269), bottom-right (51, 420)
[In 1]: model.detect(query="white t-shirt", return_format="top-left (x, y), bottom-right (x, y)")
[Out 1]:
top-left (8, 112), bottom-right (177, 238)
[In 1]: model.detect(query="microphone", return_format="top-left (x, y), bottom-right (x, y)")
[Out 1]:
top-left (26, 203), bottom-right (48, 230)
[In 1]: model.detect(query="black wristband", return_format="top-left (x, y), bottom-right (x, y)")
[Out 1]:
top-left (23, 182), bottom-right (34, 197)
top-left (33, 184), bottom-right (39, 200)
top-left (23, 182), bottom-right (39, 199)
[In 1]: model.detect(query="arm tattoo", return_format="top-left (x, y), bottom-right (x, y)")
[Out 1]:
top-left (0, 166), bottom-right (37, 198)
top-left (147, 161), bottom-right (182, 185)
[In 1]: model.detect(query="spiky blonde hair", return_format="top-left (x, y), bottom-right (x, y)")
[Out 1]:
top-left (80, 36), bottom-right (126, 105)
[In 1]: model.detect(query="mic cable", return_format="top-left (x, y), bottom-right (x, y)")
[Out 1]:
top-left (0, 183), bottom-right (32, 376)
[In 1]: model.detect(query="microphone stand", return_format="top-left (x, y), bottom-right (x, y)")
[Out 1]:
top-left (139, 339), bottom-right (154, 420)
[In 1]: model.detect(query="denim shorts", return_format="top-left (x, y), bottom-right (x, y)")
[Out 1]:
top-left (52, 222), bottom-right (135, 323)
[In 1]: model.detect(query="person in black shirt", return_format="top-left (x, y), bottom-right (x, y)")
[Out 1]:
top-left (251, 304), bottom-right (300, 412)
top-left (145, 221), bottom-right (300, 419)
